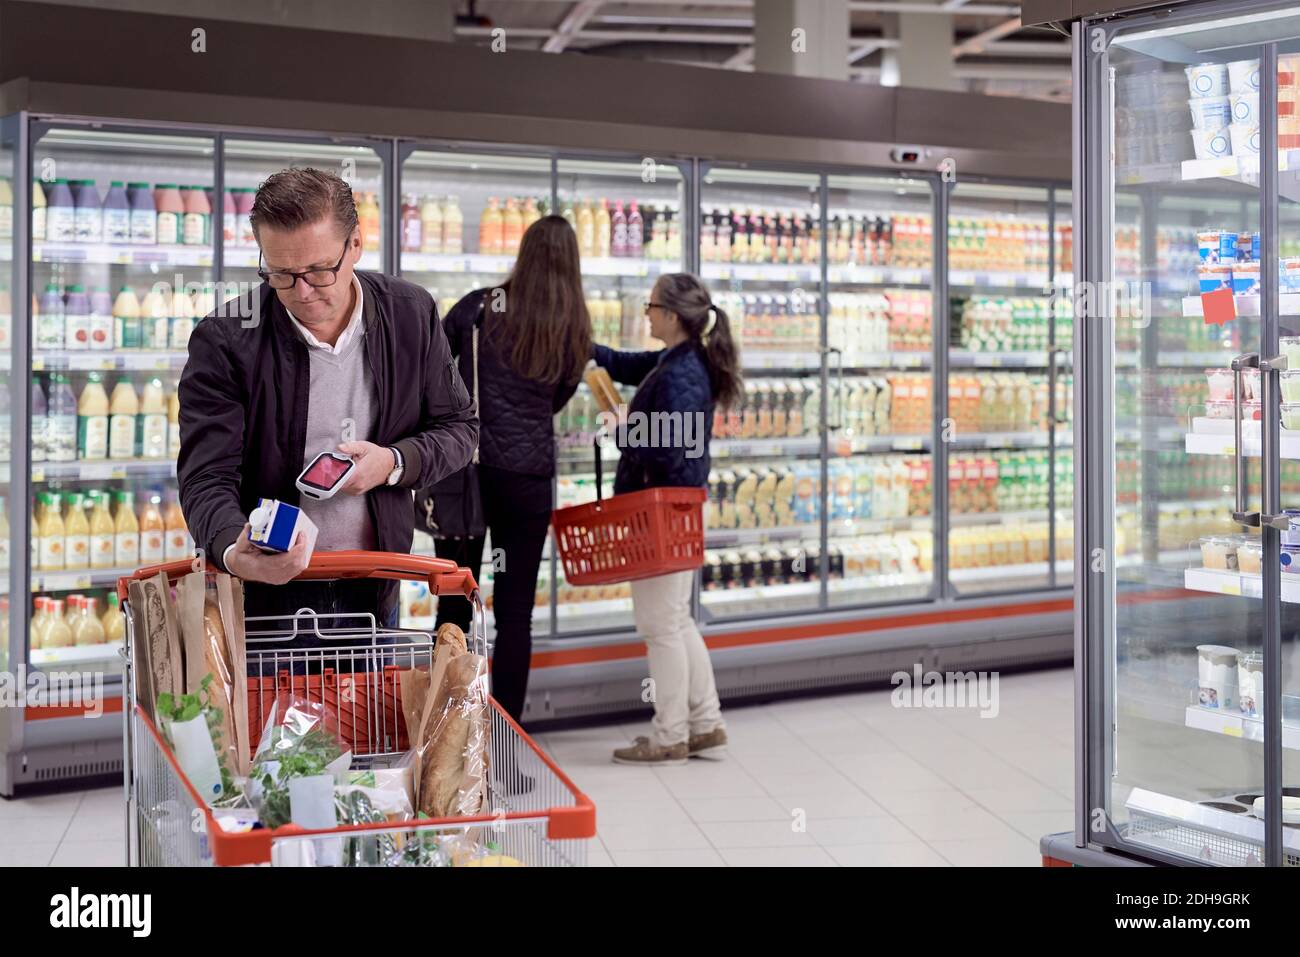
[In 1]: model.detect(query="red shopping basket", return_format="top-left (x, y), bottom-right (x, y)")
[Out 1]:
top-left (552, 438), bottom-right (706, 585)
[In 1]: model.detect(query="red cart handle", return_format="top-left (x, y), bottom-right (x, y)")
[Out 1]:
top-left (116, 550), bottom-right (478, 602)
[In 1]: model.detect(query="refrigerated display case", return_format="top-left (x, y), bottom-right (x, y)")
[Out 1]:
top-left (0, 12), bottom-right (1076, 786)
top-left (1041, 0), bottom-right (1300, 866)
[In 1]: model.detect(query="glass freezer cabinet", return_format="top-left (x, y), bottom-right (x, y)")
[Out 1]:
top-left (1075, 0), bottom-right (1300, 866)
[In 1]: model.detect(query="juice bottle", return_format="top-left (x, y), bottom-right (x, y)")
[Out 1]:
top-left (169, 288), bottom-right (193, 350)
top-left (63, 283), bottom-right (90, 351)
top-left (359, 192), bottom-right (382, 252)
top-left (63, 594), bottom-right (82, 638)
top-left (30, 376), bottom-right (46, 463)
top-left (64, 492), bottom-right (89, 570)
top-left (479, 197), bottom-right (502, 256)
top-left (102, 181), bottom-right (130, 244)
top-left (221, 189), bottom-right (237, 244)
top-left (503, 197), bottom-right (524, 257)
top-left (47, 374), bottom-right (76, 462)
top-left (595, 198), bottom-right (611, 258)
top-left (42, 598), bottom-right (73, 649)
top-left (611, 201), bottom-right (627, 257)
top-left (89, 286), bottom-right (113, 351)
top-left (127, 182), bottom-right (156, 244)
top-left (77, 372), bottom-right (109, 460)
top-left (400, 193), bottom-right (422, 253)
top-left (139, 288), bottom-right (170, 350)
top-left (38, 492), bottom-right (65, 570)
top-left (112, 285), bottom-right (141, 350)
top-left (75, 596), bottom-right (106, 646)
top-left (523, 196), bottom-right (542, 233)
top-left (46, 179), bottom-right (76, 243)
top-left (167, 386), bottom-right (181, 458)
top-left (235, 188), bottom-right (256, 247)
top-left (626, 202), bottom-right (644, 259)
top-left (576, 199), bottom-right (595, 258)
top-left (73, 179), bottom-right (102, 244)
top-left (0, 496), bottom-right (7, 573)
top-left (114, 490), bottom-right (139, 568)
top-left (31, 178), bottom-right (46, 242)
top-left (419, 195), bottom-right (443, 254)
top-left (37, 282), bottom-right (63, 351)
top-left (88, 491), bottom-right (115, 569)
top-left (109, 378), bottom-right (139, 459)
top-left (139, 492), bottom-right (165, 564)
top-left (30, 597), bottom-right (49, 651)
top-left (443, 196), bottom-right (463, 255)
top-left (164, 490), bottom-right (189, 561)
top-left (154, 184), bottom-right (183, 245)
top-left (102, 592), bottom-right (126, 643)
top-left (138, 377), bottom-right (168, 459)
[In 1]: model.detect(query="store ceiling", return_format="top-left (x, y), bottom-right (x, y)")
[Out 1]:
top-left (451, 0), bottom-right (1072, 100)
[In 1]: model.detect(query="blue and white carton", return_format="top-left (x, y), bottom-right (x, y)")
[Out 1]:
top-left (248, 498), bottom-right (318, 559)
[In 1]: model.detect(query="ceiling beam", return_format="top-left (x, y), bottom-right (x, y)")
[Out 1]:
top-left (952, 16), bottom-right (1023, 58)
top-left (851, 1), bottom-right (1020, 12)
top-left (543, 0), bottom-right (606, 54)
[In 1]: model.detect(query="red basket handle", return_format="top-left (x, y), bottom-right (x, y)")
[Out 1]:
top-left (117, 550), bottom-right (478, 602)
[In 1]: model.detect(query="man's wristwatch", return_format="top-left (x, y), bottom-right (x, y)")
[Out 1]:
top-left (385, 446), bottom-right (405, 486)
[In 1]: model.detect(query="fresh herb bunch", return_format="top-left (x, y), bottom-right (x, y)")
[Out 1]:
top-left (250, 712), bottom-right (346, 830)
top-left (157, 674), bottom-right (237, 799)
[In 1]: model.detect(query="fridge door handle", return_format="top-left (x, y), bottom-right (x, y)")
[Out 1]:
top-left (825, 346), bottom-right (844, 431)
top-left (1232, 351), bottom-right (1261, 527)
top-left (1261, 353), bottom-right (1289, 530)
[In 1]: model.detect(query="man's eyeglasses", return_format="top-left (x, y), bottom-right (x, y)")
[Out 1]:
top-left (258, 239), bottom-right (350, 289)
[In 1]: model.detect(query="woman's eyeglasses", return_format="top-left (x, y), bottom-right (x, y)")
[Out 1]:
top-left (258, 239), bottom-right (350, 289)
top-left (643, 301), bottom-right (669, 315)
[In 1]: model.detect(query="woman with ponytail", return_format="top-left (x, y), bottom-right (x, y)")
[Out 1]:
top-left (592, 272), bottom-right (741, 766)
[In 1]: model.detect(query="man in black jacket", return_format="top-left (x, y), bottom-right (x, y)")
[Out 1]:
top-left (178, 167), bottom-right (477, 633)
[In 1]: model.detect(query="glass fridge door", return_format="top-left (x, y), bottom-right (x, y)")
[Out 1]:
top-left (698, 165), bottom-right (824, 621)
top-left (28, 125), bottom-right (218, 679)
top-left (946, 181), bottom-right (1060, 597)
top-left (553, 156), bottom-right (686, 635)
top-left (824, 171), bottom-right (936, 607)
top-left (1085, 7), bottom-right (1300, 864)
top-left (395, 148), bottom-right (553, 636)
top-left (0, 117), bottom-right (16, 676)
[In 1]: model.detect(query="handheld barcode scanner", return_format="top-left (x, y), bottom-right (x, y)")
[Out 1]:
top-left (296, 451), bottom-right (356, 500)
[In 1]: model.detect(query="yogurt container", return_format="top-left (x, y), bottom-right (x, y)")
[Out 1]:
top-left (1189, 96), bottom-right (1233, 129)
top-left (1205, 367), bottom-right (1236, 402)
top-left (1198, 230), bottom-right (1238, 264)
top-left (1283, 508), bottom-right (1300, 544)
top-left (1198, 644), bottom-right (1239, 710)
top-left (1205, 399), bottom-right (1236, 419)
top-left (1228, 59), bottom-right (1261, 93)
top-left (1191, 126), bottom-right (1233, 159)
top-left (1232, 259), bottom-right (1260, 295)
top-left (1200, 535), bottom-right (1239, 570)
top-left (1187, 62), bottom-right (1230, 98)
top-left (1283, 544), bottom-right (1300, 573)
top-left (1199, 261), bottom-right (1235, 292)
top-left (1282, 259), bottom-right (1300, 293)
top-left (1243, 399), bottom-right (1262, 420)
top-left (1238, 651), bottom-right (1263, 718)
top-left (1231, 92), bottom-right (1259, 124)
top-left (1282, 369), bottom-right (1300, 402)
top-left (1283, 402), bottom-right (1300, 430)
top-left (1238, 541), bottom-right (1263, 574)
top-left (1243, 367), bottom-right (1260, 399)
top-left (1229, 122), bottom-right (1261, 157)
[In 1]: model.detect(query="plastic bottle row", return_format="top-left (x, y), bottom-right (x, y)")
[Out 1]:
top-left (32, 488), bottom-right (191, 572)
top-left (948, 216), bottom-right (1065, 274)
top-left (34, 283), bottom-right (211, 352)
top-left (949, 450), bottom-right (1072, 514)
top-left (560, 198), bottom-right (680, 261)
top-left (703, 533), bottom-right (932, 590)
top-left (30, 592), bottom-right (126, 650)
top-left (954, 295), bottom-right (1073, 353)
top-left (398, 195), bottom-right (466, 256)
top-left (33, 373), bottom-right (179, 463)
top-left (947, 372), bottom-right (1073, 433)
top-left (35, 179), bottom-right (222, 247)
top-left (949, 520), bottom-right (1069, 569)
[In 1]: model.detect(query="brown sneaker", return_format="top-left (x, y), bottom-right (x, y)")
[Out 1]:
top-left (612, 736), bottom-right (689, 767)
top-left (688, 727), bottom-right (728, 760)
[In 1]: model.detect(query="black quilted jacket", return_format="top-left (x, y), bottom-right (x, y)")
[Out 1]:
top-left (443, 288), bottom-right (581, 478)
top-left (593, 340), bottom-right (715, 494)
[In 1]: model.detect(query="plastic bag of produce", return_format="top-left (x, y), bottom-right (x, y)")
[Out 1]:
top-left (247, 695), bottom-right (351, 829)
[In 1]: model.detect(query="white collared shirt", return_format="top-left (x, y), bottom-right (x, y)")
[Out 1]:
top-left (285, 274), bottom-right (364, 354)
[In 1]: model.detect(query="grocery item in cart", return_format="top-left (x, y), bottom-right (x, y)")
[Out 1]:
top-left (127, 569), bottom-right (184, 718)
top-left (247, 694), bottom-right (352, 830)
top-left (176, 571), bottom-right (250, 778)
top-left (408, 631), bottom-right (490, 819)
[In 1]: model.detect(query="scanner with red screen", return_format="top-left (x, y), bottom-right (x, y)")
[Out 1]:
top-left (304, 454), bottom-right (351, 488)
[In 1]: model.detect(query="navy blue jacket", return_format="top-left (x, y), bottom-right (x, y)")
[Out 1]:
top-left (593, 341), bottom-right (714, 494)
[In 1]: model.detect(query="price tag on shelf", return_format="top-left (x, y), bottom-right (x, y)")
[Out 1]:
top-left (31, 467), bottom-right (44, 483)
top-left (1221, 444), bottom-right (1237, 456)
top-left (31, 358), bottom-right (44, 371)
top-left (1223, 724), bottom-right (1243, 737)
top-left (110, 467), bottom-right (129, 480)
top-left (1221, 579), bottom-right (1242, 596)
top-left (79, 463), bottom-right (113, 480)
top-left (892, 438), bottom-right (924, 451)
top-left (132, 250), bottom-right (166, 265)
top-left (987, 356), bottom-right (1003, 367)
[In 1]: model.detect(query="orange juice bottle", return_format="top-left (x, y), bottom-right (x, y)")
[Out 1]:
top-left (164, 491), bottom-right (189, 561)
top-left (113, 490), bottom-right (139, 568)
top-left (139, 493), bottom-right (165, 564)
top-left (419, 195), bottom-right (443, 255)
top-left (88, 490), bottom-right (115, 569)
top-left (109, 378), bottom-right (139, 459)
top-left (0, 495), bottom-right (8, 573)
top-left (359, 192), bottom-right (381, 252)
top-left (479, 197), bottom-right (502, 256)
top-left (167, 386), bottom-right (181, 458)
top-left (523, 196), bottom-right (542, 233)
top-left (38, 491), bottom-right (65, 570)
top-left (502, 197), bottom-right (524, 256)
top-left (63, 491), bottom-right (90, 570)
top-left (30, 596), bottom-right (50, 650)
top-left (63, 594), bottom-right (82, 632)
top-left (443, 196), bottom-right (463, 255)
top-left (43, 598), bottom-right (73, 649)
top-left (75, 596), bottom-right (107, 646)
top-left (102, 592), bottom-right (126, 643)
top-left (77, 372), bottom-right (110, 460)
top-left (576, 199), bottom-right (595, 258)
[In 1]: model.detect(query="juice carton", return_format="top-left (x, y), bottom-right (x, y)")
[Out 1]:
top-left (248, 498), bottom-right (318, 559)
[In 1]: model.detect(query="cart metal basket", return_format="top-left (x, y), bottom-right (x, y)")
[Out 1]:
top-left (119, 551), bottom-right (596, 867)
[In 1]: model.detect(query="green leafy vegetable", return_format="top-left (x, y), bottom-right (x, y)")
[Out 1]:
top-left (156, 674), bottom-right (238, 800)
top-left (249, 711), bottom-right (346, 830)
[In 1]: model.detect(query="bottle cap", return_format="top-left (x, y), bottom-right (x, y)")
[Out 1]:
top-left (249, 506), bottom-right (271, 531)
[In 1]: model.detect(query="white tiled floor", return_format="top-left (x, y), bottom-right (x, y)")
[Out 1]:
top-left (0, 666), bottom-right (1073, 867)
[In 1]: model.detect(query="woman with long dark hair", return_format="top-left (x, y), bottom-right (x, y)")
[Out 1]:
top-left (436, 215), bottom-right (591, 725)
top-left (593, 272), bottom-right (742, 766)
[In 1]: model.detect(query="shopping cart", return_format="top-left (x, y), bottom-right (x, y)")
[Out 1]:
top-left (118, 551), bottom-right (595, 867)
